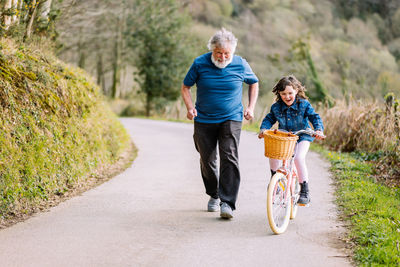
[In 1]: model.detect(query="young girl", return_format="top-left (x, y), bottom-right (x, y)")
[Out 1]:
top-left (258, 75), bottom-right (325, 205)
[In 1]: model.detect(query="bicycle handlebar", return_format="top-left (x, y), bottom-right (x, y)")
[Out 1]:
top-left (293, 128), bottom-right (326, 139)
top-left (259, 128), bottom-right (326, 140)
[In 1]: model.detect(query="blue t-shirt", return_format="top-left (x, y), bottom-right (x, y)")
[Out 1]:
top-left (183, 52), bottom-right (258, 123)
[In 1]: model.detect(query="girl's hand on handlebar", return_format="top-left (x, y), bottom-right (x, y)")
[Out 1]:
top-left (258, 129), bottom-right (266, 139)
top-left (315, 130), bottom-right (326, 140)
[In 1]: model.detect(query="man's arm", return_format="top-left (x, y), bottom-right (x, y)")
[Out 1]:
top-left (181, 84), bottom-right (197, 120)
top-left (244, 82), bottom-right (259, 120)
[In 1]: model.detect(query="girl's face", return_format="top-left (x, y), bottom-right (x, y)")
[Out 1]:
top-left (279, 85), bottom-right (297, 106)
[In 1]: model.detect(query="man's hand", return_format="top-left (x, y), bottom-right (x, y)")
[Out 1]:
top-left (186, 108), bottom-right (197, 120)
top-left (181, 84), bottom-right (197, 120)
top-left (245, 82), bottom-right (258, 121)
top-left (244, 107), bottom-right (254, 120)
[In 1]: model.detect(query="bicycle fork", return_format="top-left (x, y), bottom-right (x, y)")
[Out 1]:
top-left (277, 159), bottom-right (295, 207)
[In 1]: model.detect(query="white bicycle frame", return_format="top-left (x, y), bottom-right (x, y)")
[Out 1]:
top-left (276, 144), bottom-right (299, 206)
top-left (275, 128), bottom-right (315, 205)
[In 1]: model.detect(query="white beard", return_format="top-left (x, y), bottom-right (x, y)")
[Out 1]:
top-left (211, 54), bottom-right (233, 69)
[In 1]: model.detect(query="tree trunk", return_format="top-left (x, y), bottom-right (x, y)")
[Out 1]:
top-left (146, 94), bottom-right (151, 117)
top-left (3, 0), bottom-right (12, 30)
top-left (77, 29), bottom-right (85, 68)
top-left (120, 66), bottom-right (127, 98)
top-left (24, 0), bottom-right (38, 41)
top-left (18, 0), bottom-right (22, 11)
top-left (38, 0), bottom-right (52, 19)
top-left (36, 0), bottom-right (52, 33)
top-left (78, 51), bottom-right (86, 69)
top-left (111, 16), bottom-right (122, 99)
top-left (96, 51), bottom-right (106, 95)
top-left (11, 0), bottom-right (17, 24)
top-left (15, 0), bottom-right (24, 25)
top-left (111, 0), bottom-right (127, 99)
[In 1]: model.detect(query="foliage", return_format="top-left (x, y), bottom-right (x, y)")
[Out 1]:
top-left (0, 38), bottom-right (132, 223)
top-left (47, 0), bottom-right (400, 119)
top-left (185, 0), bottom-right (234, 25)
top-left (314, 147), bottom-right (400, 266)
top-left (288, 38), bottom-right (333, 106)
top-left (0, 0), bottom-right (59, 41)
top-left (319, 96), bottom-right (400, 185)
top-left (2, 0), bottom-right (393, 121)
top-left (321, 97), bottom-right (400, 152)
top-left (127, 0), bottom-right (195, 116)
top-left (54, 0), bottom-right (130, 97)
top-left (330, 0), bottom-right (400, 44)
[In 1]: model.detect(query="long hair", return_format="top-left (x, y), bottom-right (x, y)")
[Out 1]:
top-left (272, 75), bottom-right (308, 102)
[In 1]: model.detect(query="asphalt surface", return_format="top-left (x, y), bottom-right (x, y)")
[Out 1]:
top-left (0, 118), bottom-right (351, 266)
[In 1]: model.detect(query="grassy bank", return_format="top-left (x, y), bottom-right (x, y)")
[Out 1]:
top-left (0, 38), bottom-right (133, 226)
top-left (313, 146), bottom-right (400, 266)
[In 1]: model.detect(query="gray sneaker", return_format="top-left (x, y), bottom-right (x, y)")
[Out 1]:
top-left (207, 197), bottom-right (220, 212)
top-left (220, 202), bottom-right (233, 219)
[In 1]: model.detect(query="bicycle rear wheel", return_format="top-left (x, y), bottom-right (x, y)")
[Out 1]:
top-left (267, 172), bottom-right (291, 234)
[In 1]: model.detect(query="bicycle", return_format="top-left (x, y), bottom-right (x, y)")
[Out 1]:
top-left (262, 128), bottom-right (325, 234)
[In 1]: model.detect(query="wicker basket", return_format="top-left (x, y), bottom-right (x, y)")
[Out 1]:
top-left (263, 130), bottom-right (299, 160)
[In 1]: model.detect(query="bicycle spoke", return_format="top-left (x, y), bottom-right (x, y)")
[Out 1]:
top-left (267, 173), bottom-right (292, 234)
top-left (271, 181), bottom-right (288, 227)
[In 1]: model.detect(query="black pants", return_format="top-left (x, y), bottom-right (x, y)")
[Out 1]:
top-left (193, 120), bottom-right (242, 210)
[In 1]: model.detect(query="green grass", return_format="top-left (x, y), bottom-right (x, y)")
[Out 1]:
top-left (242, 121), bottom-right (260, 132)
top-left (0, 38), bottom-right (132, 222)
top-left (313, 145), bottom-right (400, 266)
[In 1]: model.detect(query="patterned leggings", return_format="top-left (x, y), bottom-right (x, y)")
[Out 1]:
top-left (269, 141), bottom-right (310, 183)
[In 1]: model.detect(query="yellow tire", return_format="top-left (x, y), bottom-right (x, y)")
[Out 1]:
top-left (267, 172), bottom-right (291, 234)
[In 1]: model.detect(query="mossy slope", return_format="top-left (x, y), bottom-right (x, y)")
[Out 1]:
top-left (0, 38), bottom-right (132, 222)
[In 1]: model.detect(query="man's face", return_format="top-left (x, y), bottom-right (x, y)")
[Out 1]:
top-left (211, 46), bottom-right (233, 68)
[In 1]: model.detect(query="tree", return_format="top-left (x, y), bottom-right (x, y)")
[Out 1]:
top-left (2, 0), bottom-right (17, 30)
top-left (0, 0), bottom-right (56, 40)
top-left (290, 38), bottom-right (334, 106)
top-left (110, 0), bottom-right (127, 99)
top-left (55, 0), bottom-right (133, 97)
top-left (127, 0), bottom-right (194, 116)
top-left (24, 0), bottom-right (39, 40)
top-left (331, 0), bottom-right (400, 43)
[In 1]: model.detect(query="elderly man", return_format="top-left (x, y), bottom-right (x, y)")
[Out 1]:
top-left (181, 28), bottom-right (259, 219)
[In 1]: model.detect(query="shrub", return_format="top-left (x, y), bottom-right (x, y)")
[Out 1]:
top-left (320, 96), bottom-right (400, 185)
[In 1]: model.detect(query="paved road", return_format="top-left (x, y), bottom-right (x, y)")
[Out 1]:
top-left (0, 118), bottom-right (351, 266)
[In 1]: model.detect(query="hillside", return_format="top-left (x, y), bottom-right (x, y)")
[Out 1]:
top-left (185, 0), bottom-right (400, 102)
top-left (50, 0), bottom-right (400, 120)
top-left (0, 38), bottom-right (134, 227)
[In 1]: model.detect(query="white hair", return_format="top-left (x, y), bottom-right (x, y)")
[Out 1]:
top-left (207, 28), bottom-right (238, 52)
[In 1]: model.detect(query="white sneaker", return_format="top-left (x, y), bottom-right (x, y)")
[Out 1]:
top-left (207, 197), bottom-right (220, 212)
top-left (220, 202), bottom-right (233, 219)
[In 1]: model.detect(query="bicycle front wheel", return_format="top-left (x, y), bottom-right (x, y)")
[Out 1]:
top-left (290, 177), bottom-right (300, 219)
top-left (267, 172), bottom-right (291, 234)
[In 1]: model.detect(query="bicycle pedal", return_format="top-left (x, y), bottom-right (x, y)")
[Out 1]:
top-left (298, 203), bottom-right (310, 207)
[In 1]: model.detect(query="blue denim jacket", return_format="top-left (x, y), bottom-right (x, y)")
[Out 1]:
top-left (260, 98), bottom-right (324, 142)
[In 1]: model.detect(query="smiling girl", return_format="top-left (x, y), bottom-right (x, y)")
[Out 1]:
top-left (258, 75), bottom-right (325, 205)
